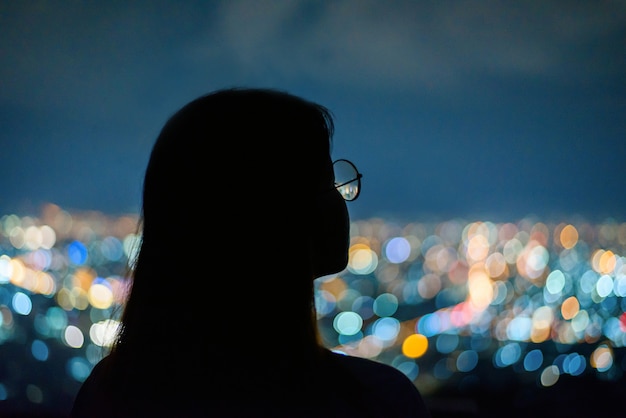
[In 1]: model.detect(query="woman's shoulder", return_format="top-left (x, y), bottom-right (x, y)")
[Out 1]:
top-left (324, 350), bottom-right (431, 417)
top-left (326, 349), bottom-right (412, 384)
top-left (69, 355), bottom-right (114, 417)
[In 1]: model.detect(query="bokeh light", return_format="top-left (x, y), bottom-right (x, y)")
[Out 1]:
top-left (0, 205), bottom-right (625, 415)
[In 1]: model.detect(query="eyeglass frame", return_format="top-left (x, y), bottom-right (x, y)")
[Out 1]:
top-left (332, 158), bottom-right (363, 201)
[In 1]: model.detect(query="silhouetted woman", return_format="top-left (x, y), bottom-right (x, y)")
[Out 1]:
top-left (70, 87), bottom-right (431, 417)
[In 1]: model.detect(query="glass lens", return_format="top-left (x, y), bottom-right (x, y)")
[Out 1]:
top-left (333, 159), bottom-right (360, 201)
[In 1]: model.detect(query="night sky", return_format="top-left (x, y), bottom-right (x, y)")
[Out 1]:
top-left (2, 0), bottom-right (625, 222)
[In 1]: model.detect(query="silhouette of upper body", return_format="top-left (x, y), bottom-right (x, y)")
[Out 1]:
top-left (70, 87), bottom-right (431, 417)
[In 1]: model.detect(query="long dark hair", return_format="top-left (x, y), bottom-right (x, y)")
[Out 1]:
top-left (108, 88), bottom-right (336, 386)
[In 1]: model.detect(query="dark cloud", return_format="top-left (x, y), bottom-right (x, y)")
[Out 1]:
top-left (3, 0), bottom-right (624, 108)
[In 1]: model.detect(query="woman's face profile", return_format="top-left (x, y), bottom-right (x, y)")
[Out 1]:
top-left (310, 158), bottom-right (351, 279)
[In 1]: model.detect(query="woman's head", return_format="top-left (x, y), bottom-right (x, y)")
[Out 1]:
top-left (115, 88), bottom-right (361, 348)
top-left (139, 87), bottom-right (353, 280)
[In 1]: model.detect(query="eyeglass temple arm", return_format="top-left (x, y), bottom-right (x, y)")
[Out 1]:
top-left (335, 173), bottom-right (363, 188)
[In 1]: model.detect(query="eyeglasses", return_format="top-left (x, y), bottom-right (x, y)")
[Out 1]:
top-left (333, 159), bottom-right (362, 201)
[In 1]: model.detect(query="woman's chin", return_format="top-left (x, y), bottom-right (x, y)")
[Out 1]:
top-left (313, 261), bottom-right (348, 280)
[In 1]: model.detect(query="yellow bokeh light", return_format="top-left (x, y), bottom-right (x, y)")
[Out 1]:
top-left (559, 224), bottom-right (579, 249)
top-left (561, 296), bottom-right (580, 320)
top-left (531, 306), bottom-right (553, 343)
top-left (348, 243), bottom-right (378, 274)
top-left (402, 333), bottom-right (428, 358)
top-left (33, 271), bottom-right (56, 295)
top-left (72, 268), bottom-right (97, 291)
top-left (485, 252), bottom-right (508, 280)
top-left (466, 235), bottom-right (490, 263)
top-left (599, 250), bottom-right (616, 274)
top-left (591, 249), bottom-right (618, 274)
top-left (590, 345), bottom-right (613, 371)
top-left (467, 267), bottom-right (493, 310)
top-left (88, 283), bottom-right (114, 309)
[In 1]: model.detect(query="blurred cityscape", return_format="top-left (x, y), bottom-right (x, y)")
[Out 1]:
top-left (0, 203), bottom-right (625, 417)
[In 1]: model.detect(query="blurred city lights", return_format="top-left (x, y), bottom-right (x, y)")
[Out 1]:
top-left (0, 203), bottom-right (625, 413)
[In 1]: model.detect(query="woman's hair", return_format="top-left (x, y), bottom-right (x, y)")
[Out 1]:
top-left (109, 88), bottom-right (337, 376)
